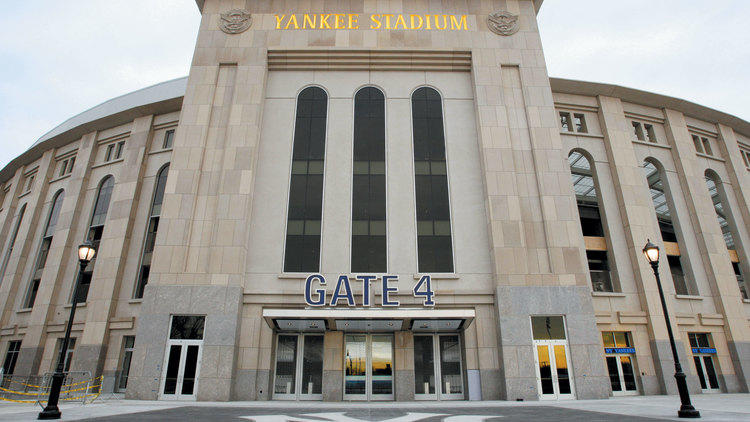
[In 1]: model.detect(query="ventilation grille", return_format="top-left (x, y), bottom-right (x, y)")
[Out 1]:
top-left (267, 49), bottom-right (472, 71)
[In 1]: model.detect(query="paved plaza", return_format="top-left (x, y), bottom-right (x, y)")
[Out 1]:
top-left (0, 395), bottom-right (748, 422)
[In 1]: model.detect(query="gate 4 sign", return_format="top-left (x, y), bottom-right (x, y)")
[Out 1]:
top-left (304, 274), bottom-right (436, 307)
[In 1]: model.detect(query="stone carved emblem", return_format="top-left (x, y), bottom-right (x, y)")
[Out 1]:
top-left (487, 11), bottom-right (520, 36)
top-left (219, 9), bottom-right (253, 34)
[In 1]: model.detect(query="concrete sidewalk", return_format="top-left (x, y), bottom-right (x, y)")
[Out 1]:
top-left (0, 394), bottom-right (747, 421)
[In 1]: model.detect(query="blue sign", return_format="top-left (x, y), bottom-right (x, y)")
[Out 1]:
top-left (605, 347), bottom-right (636, 354)
top-left (692, 347), bottom-right (717, 354)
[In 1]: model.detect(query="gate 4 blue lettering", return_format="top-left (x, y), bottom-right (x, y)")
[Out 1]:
top-left (303, 274), bottom-right (436, 307)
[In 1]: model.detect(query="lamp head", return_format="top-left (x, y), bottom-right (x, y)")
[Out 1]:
top-left (78, 241), bottom-right (96, 263)
top-left (642, 239), bottom-right (660, 265)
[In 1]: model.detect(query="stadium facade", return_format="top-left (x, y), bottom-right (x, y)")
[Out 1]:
top-left (0, 0), bottom-right (748, 402)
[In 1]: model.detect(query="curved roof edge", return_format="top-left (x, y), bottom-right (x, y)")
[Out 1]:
top-left (0, 77), bottom-right (187, 183)
top-left (3, 75), bottom-right (748, 184)
top-left (549, 77), bottom-right (750, 138)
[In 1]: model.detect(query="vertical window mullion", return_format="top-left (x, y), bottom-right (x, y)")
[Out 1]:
top-left (135, 165), bottom-right (169, 299)
top-left (284, 87), bottom-right (328, 273)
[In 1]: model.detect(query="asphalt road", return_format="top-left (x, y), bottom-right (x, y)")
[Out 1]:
top-left (83, 405), bottom-right (669, 421)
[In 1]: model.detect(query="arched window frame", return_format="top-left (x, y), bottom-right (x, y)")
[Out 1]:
top-left (567, 149), bottom-right (619, 292)
top-left (74, 175), bottom-right (114, 303)
top-left (704, 170), bottom-right (749, 299)
top-left (22, 189), bottom-right (65, 309)
top-left (642, 158), bottom-right (697, 296)
top-left (282, 86), bottom-right (329, 273)
top-left (0, 203), bottom-right (27, 285)
top-left (351, 86), bottom-right (387, 273)
top-left (411, 86), bottom-right (455, 273)
top-left (133, 164), bottom-right (169, 299)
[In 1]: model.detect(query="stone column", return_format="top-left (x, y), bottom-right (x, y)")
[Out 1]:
top-left (394, 331), bottom-right (414, 401)
top-left (0, 149), bottom-right (55, 323)
top-left (13, 132), bottom-right (98, 377)
top-left (596, 96), bottom-right (699, 394)
top-left (128, 2), bottom-right (269, 398)
top-left (322, 331), bottom-right (343, 401)
top-left (463, 319), bottom-right (482, 400)
top-left (71, 115), bottom-right (153, 387)
top-left (664, 109), bottom-right (750, 392)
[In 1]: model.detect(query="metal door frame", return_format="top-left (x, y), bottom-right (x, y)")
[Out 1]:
top-left (693, 353), bottom-right (721, 393)
top-left (158, 339), bottom-right (203, 401)
top-left (414, 334), bottom-right (464, 401)
top-left (343, 334), bottom-right (394, 401)
top-left (532, 339), bottom-right (575, 400)
top-left (605, 353), bottom-right (639, 396)
top-left (272, 333), bottom-right (324, 401)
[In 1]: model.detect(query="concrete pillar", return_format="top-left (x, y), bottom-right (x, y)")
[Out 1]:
top-left (322, 331), bottom-right (343, 401)
top-left (663, 109), bottom-right (750, 392)
top-left (394, 330), bottom-right (414, 401)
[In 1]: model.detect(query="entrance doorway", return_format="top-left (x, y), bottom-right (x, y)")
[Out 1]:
top-left (272, 334), bottom-right (324, 400)
top-left (605, 354), bottom-right (638, 395)
top-left (531, 316), bottom-right (575, 400)
top-left (693, 354), bottom-right (720, 392)
top-left (344, 334), bottom-right (393, 401)
top-left (414, 334), bottom-right (464, 400)
top-left (160, 315), bottom-right (205, 400)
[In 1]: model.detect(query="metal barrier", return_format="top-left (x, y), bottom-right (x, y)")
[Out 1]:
top-left (0, 372), bottom-right (102, 406)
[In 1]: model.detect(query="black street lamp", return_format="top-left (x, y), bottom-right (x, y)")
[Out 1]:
top-left (643, 239), bottom-right (700, 418)
top-left (38, 242), bottom-right (96, 420)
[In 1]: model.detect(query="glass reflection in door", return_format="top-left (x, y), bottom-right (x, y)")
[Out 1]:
top-left (371, 335), bottom-right (393, 396)
top-left (345, 335), bottom-right (367, 397)
top-left (273, 335), bottom-right (298, 397)
top-left (300, 336), bottom-right (324, 396)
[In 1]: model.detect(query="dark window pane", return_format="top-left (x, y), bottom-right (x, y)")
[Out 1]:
top-left (412, 89), bottom-right (453, 273)
top-left (694, 356), bottom-right (707, 390)
top-left (606, 356), bottom-right (622, 391)
top-left (351, 88), bottom-right (387, 273)
top-left (169, 315), bottom-right (205, 340)
top-left (163, 345), bottom-right (181, 394)
top-left (283, 87), bottom-right (328, 273)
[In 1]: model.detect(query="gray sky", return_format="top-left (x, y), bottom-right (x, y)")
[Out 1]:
top-left (1, 0), bottom-right (748, 169)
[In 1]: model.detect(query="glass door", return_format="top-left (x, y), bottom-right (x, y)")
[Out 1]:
top-left (533, 340), bottom-right (575, 400)
top-left (605, 355), bottom-right (638, 395)
top-left (693, 355), bottom-right (720, 393)
top-left (344, 334), bottom-right (393, 401)
top-left (414, 334), bottom-right (464, 400)
top-left (273, 334), bottom-right (324, 400)
top-left (159, 340), bottom-right (203, 400)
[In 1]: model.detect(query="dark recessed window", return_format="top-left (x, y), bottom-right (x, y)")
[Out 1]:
top-left (0, 204), bottom-right (26, 285)
top-left (163, 130), bottom-right (175, 149)
top-left (2, 340), bottom-right (21, 377)
top-left (135, 165), bottom-right (169, 299)
top-left (24, 190), bottom-right (64, 308)
top-left (351, 87), bottom-right (386, 273)
top-left (283, 87), bottom-right (328, 272)
top-left (78, 177), bottom-right (114, 303)
top-left (412, 87), bottom-right (453, 273)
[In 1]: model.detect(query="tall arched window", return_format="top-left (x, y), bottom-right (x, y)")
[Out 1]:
top-left (352, 87), bottom-right (386, 272)
top-left (568, 151), bottom-right (613, 292)
top-left (412, 87), bottom-right (453, 273)
top-left (642, 160), bottom-right (695, 295)
top-left (23, 190), bottom-right (64, 308)
top-left (77, 176), bottom-right (114, 303)
top-left (705, 172), bottom-right (748, 299)
top-left (135, 164), bottom-right (169, 298)
top-left (283, 87), bottom-right (328, 272)
top-left (0, 204), bottom-right (27, 285)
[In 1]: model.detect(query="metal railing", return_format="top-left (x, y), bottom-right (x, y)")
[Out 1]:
top-left (0, 371), bottom-right (100, 406)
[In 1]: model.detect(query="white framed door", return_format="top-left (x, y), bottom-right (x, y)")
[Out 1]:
top-left (532, 340), bottom-right (575, 400)
top-left (605, 354), bottom-right (638, 396)
top-left (693, 354), bottom-right (720, 393)
top-left (159, 340), bottom-right (203, 400)
top-left (343, 334), bottom-right (394, 401)
top-left (272, 334), bottom-right (324, 400)
top-left (414, 334), bottom-right (464, 400)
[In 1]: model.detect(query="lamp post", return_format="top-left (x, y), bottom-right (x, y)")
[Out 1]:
top-left (38, 242), bottom-right (96, 420)
top-left (642, 239), bottom-right (700, 418)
